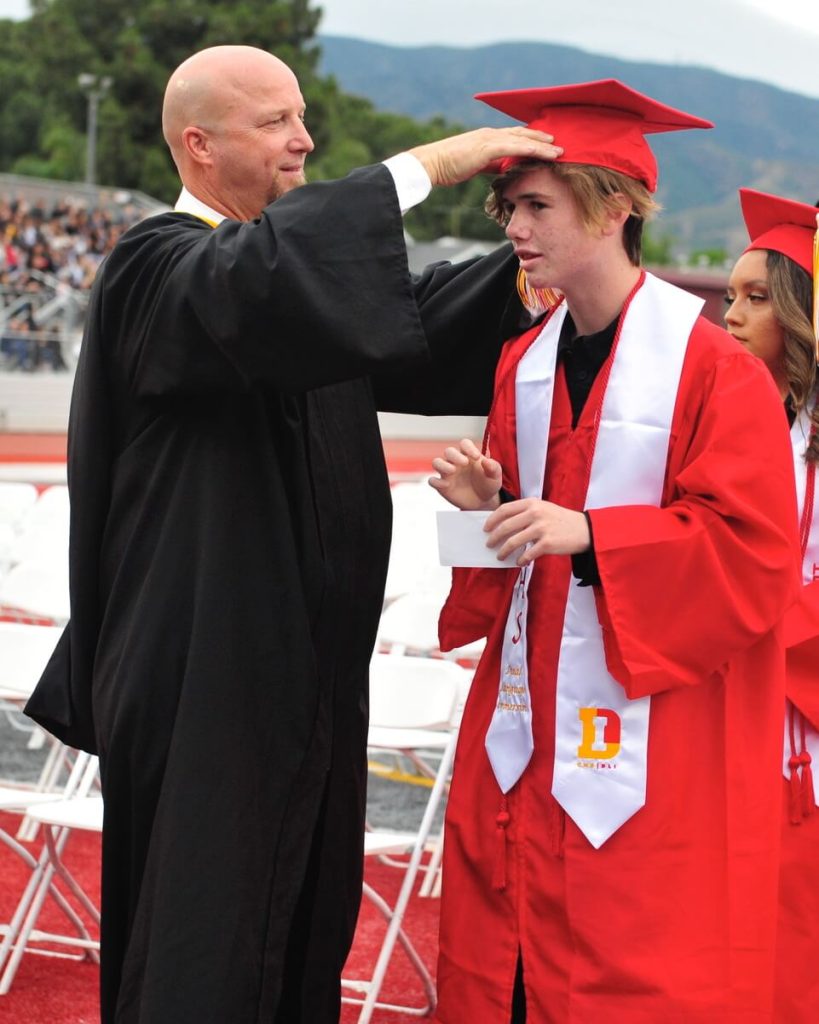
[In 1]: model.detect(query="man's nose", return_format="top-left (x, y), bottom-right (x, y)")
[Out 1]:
top-left (293, 121), bottom-right (314, 153)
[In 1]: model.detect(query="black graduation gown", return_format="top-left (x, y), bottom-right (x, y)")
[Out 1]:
top-left (25, 164), bottom-right (521, 1024)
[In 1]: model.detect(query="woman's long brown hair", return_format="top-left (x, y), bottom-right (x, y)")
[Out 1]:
top-left (767, 251), bottom-right (819, 464)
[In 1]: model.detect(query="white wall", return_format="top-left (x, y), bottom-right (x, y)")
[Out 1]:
top-left (0, 372), bottom-right (72, 432)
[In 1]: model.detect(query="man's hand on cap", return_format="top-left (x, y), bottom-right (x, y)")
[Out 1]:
top-left (408, 128), bottom-right (562, 188)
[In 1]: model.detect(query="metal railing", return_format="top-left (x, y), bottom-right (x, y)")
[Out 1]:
top-left (0, 324), bottom-right (74, 373)
top-left (0, 172), bottom-right (166, 218)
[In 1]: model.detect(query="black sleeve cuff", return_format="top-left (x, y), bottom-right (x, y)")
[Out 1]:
top-left (571, 512), bottom-right (600, 587)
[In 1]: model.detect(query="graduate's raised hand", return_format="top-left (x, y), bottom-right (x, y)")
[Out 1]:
top-left (429, 438), bottom-right (503, 511)
top-left (409, 128), bottom-right (562, 187)
top-left (485, 497), bottom-right (590, 564)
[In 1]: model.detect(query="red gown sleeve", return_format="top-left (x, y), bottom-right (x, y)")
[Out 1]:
top-left (589, 346), bottom-right (801, 699)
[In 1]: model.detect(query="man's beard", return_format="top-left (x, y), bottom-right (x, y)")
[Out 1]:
top-left (269, 170), bottom-right (306, 204)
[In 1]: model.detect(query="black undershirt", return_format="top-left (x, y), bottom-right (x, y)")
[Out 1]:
top-left (562, 312), bottom-right (619, 586)
top-left (558, 311), bottom-right (618, 428)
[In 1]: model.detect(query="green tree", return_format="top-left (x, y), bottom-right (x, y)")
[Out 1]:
top-left (2, 0), bottom-right (324, 199)
top-left (0, 0), bottom-right (497, 238)
top-left (642, 229), bottom-right (675, 266)
top-left (689, 247), bottom-right (729, 268)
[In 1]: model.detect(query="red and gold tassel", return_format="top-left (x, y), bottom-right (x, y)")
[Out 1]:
top-left (516, 267), bottom-right (560, 317)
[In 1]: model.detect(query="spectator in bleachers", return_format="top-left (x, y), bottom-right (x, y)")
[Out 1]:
top-left (0, 193), bottom-right (141, 371)
top-left (0, 312), bottom-right (37, 371)
top-left (35, 323), bottom-right (68, 371)
top-left (0, 193), bottom-right (141, 295)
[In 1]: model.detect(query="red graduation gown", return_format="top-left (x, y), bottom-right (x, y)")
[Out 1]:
top-left (774, 489), bottom-right (819, 1023)
top-left (436, 307), bottom-right (800, 1023)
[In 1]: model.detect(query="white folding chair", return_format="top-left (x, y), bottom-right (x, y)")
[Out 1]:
top-left (0, 560), bottom-right (70, 625)
top-left (385, 481), bottom-right (452, 604)
top-left (354, 831), bottom-right (437, 1017)
top-left (0, 621), bottom-right (64, 705)
top-left (22, 485), bottom-right (69, 531)
top-left (0, 524), bottom-right (15, 577)
top-left (8, 518), bottom-right (70, 570)
top-left (0, 753), bottom-right (101, 994)
top-left (0, 621), bottom-right (70, 838)
top-left (377, 590), bottom-right (486, 665)
top-left (342, 654), bottom-right (468, 1022)
top-left (0, 483), bottom-right (38, 530)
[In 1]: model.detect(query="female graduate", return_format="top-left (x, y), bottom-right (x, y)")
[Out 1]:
top-left (725, 188), bottom-right (819, 1024)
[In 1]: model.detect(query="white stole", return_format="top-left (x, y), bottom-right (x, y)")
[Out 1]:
top-left (782, 405), bottom-right (819, 801)
top-left (489, 272), bottom-right (701, 848)
top-left (484, 303), bottom-right (571, 794)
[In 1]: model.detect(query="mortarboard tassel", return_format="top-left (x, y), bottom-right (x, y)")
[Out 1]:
top-left (788, 755), bottom-right (803, 825)
top-left (788, 703), bottom-right (803, 825)
top-left (802, 750), bottom-right (815, 818)
top-left (516, 267), bottom-right (560, 316)
top-left (799, 712), bottom-right (815, 817)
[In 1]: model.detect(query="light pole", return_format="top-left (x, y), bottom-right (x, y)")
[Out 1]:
top-left (78, 73), bottom-right (113, 186)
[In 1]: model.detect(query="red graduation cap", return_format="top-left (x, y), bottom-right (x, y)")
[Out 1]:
top-left (739, 188), bottom-right (817, 275)
top-left (475, 79), bottom-right (713, 192)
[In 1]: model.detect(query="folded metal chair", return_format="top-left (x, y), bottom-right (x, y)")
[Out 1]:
top-left (0, 752), bottom-right (101, 994)
top-left (0, 620), bottom-right (69, 839)
top-left (342, 653), bottom-right (468, 1023)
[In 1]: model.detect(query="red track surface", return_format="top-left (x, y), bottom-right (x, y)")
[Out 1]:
top-left (0, 434), bottom-right (67, 463)
top-left (0, 811), bottom-right (440, 1023)
top-left (0, 435), bottom-right (443, 478)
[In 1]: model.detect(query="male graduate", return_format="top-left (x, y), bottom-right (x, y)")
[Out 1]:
top-left (23, 45), bottom-right (561, 1024)
top-left (430, 80), bottom-right (801, 1022)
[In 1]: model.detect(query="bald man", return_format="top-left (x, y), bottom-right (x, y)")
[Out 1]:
top-left (25, 45), bottom-right (560, 1024)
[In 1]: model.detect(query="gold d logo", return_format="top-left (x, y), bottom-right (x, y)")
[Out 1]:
top-left (577, 707), bottom-right (621, 760)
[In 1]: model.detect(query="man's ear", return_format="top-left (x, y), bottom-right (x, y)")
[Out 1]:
top-left (181, 126), bottom-right (213, 167)
top-left (600, 193), bottom-right (632, 238)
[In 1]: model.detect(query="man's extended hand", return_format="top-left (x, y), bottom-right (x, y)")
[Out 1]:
top-left (485, 498), bottom-right (590, 564)
top-left (429, 438), bottom-right (503, 511)
top-left (409, 127), bottom-right (562, 187)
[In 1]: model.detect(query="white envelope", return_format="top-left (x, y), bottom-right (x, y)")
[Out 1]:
top-left (436, 510), bottom-right (523, 568)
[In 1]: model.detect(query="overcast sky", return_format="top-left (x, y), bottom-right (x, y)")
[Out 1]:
top-left (319, 0), bottom-right (819, 100)
top-left (2, 0), bottom-right (818, 99)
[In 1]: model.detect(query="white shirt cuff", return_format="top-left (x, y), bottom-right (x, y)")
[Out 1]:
top-left (382, 153), bottom-right (432, 215)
